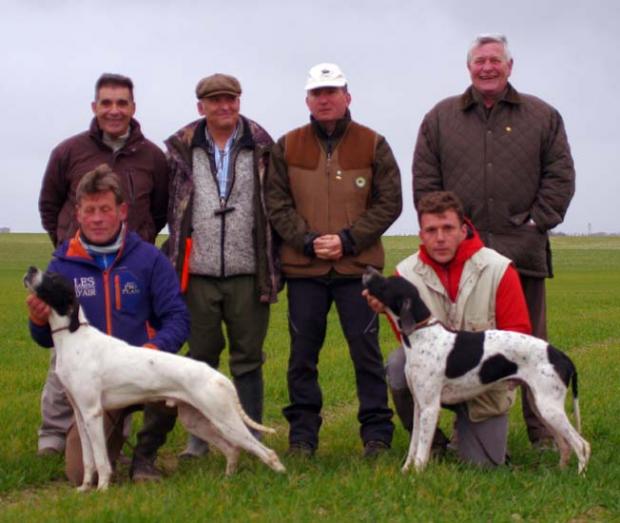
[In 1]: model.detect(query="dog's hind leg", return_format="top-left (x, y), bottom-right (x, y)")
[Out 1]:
top-left (192, 400), bottom-right (285, 473)
top-left (531, 394), bottom-right (590, 474)
top-left (177, 403), bottom-right (241, 475)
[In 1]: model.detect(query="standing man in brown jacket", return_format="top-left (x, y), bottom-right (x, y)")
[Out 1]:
top-left (36, 73), bottom-right (169, 456)
top-left (413, 34), bottom-right (576, 447)
top-left (267, 63), bottom-right (402, 458)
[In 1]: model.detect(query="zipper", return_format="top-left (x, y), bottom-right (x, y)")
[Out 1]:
top-left (103, 271), bottom-right (113, 335)
top-left (220, 202), bottom-right (226, 278)
top-left (114, 274), bottom-right (121, 310)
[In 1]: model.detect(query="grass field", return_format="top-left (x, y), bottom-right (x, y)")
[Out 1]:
top-left (0, 234), bottom-right (619, 522)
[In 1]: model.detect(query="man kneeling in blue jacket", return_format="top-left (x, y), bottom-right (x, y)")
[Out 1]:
top-left (26, 164), bottom-right (190, 484)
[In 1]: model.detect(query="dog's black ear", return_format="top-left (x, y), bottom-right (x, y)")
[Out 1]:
top-left (399, 297), bottom-right (417, 336)
top-left (69, 303), bottom-right (80, 333)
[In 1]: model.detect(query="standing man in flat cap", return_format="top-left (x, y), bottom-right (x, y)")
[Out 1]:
top-left (165, 73), bottom-right (278, 458)
top-left (266, 63), bottom-right (402, 458)
top-left (36, 73), bottom-right (169, 457)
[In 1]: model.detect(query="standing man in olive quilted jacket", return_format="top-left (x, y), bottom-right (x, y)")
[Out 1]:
top-left (267, 63), bottom-right (401, 458)
top-left (412, 34), bottom-right (576, 447)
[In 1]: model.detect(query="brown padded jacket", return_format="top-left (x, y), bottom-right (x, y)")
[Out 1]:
top-left (39, 118), bottom-right (168, 246)
top-left (413, 84), bottom-right (575, 278)
top-left (267, 112), bottom-right (402, 278)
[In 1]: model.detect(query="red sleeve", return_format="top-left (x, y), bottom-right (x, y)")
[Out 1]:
top-left (495, 265), bottom-right (532, 335)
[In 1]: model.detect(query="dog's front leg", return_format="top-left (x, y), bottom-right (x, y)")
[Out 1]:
top-left (65, 392), bottom-right (97, 492)
top-left (81, 407), bottom-right (113, 491)
top-left (402, 374), bottom-right (420, 473)
top-left (414, 402), bottom-right (441, 471)
top-left (72, 406), bottom-right (97, 491)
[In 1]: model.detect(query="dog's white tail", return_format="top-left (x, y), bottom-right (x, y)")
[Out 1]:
top-left (234, 396), bottom-right (276, 434)
top-left (573, 397), bottom-right (582, 434)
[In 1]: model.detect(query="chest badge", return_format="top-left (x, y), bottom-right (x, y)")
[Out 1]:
top-left (335, 170), bottom-right (343, 180)
top-left (355, 176), bottom-right (366, 188)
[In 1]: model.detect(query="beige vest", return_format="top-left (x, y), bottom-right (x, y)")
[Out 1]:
top-left (281, 122), bottom-right (384, 277)
top-left (397, 247), bottom-right (516, 422)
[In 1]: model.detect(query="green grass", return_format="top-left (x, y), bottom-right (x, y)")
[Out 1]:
top-left (1, 234), bottom-right (619, 522)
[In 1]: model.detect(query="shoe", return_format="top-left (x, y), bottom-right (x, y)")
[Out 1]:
top-left (363, 440), bottom-right (390, 458)
top-left (178, 434), bottom-right (210, 460)
top-left (37, 447), bottom-right (62, 457)
top-left (287, 441), bottom-right (315, 458)
top-left (130, 460), bottom-right (163, 483)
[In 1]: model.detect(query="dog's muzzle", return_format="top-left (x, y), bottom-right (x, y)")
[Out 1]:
top-left (24, 266), bottom-right (42, 292)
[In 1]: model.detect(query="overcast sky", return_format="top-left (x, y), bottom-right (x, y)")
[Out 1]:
top-left (2, 0), bottom-right (619, 235)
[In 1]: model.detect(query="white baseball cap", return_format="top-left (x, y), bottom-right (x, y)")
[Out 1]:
top-left (305, 63), bottom-right (347, 91)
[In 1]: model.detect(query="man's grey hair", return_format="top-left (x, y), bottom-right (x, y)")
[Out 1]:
top-left (467, 33), bottom-right (512, 64)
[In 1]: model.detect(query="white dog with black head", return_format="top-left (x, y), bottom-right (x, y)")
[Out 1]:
top-left (24, 266), bottom-right (285, 491)
top-left (362, 267), bottom-right (590, 474)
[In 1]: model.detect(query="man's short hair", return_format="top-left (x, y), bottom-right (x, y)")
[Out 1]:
top-left (417, 191), bottom-right (465, 225)
top-left (76, 164), bottom-right (124, 205)
top-left (95, 73), bottom-right (134, 100)
top-left (467, 33), bottom-right (512, 64)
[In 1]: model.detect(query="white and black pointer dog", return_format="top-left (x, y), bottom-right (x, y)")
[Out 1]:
top-left (24, 267), bottom-right (285, 491)
top-left (362, 267), bottom-right (590, 474)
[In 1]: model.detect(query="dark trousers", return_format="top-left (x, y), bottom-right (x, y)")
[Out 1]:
top-left (283, 277), bottom-right (393, 448)
top-left (519, 275), bottom-right (552, 442)
top-left (133, 403), bottom-right (178, 464)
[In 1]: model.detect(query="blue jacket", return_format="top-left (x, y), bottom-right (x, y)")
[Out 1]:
top-left (30, 230), bottom-right (189, 353)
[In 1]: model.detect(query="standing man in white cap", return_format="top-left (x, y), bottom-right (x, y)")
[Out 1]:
top-left (266, 63), bottom-right (402, 458)
top-left (165, 73), bottom-right (278, 458)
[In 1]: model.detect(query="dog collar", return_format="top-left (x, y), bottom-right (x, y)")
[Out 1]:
top-left (412, 318), bottom-right (440, 331)
top-left (51, 322), bottom-right (89, 335)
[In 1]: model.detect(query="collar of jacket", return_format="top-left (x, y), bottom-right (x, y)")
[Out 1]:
top-left (460, 83), bottom-right (522, 111)
top-left (58, 225), bottom-right (135, 264)
top-left (417, 220), bottom-right (486, 302)
top-left (310, 109), bottom-right (352, 142)
top-left (191, 115), bottom-right (255, 153)
top-left (88, 117), bottom-right (144, 149)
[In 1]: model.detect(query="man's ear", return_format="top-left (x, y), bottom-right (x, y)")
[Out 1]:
top-left (399, 297), bottom-right (416, 336)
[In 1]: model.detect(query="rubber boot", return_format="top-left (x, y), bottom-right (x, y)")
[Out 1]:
top-left (234, 368), bottom-right (264, 438)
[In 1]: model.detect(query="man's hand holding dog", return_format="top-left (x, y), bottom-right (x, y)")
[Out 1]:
top-left (26, 294), bottom-right (51, 326)
top-left (362, 289), bottom-right (386, 314)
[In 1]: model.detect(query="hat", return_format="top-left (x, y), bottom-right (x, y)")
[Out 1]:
top-left (305, 63), bottom-right (347, 91)
top-left (195, 74), bottom-right (242, 99)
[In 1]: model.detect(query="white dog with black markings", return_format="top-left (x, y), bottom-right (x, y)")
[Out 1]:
top-left (362, 267), bottom-right (590, 474)
top-left (24, 266), bottom-right (285, 491)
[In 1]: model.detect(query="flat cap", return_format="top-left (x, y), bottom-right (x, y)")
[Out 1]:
top-left (195, 73), bottom-right (242, 99)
